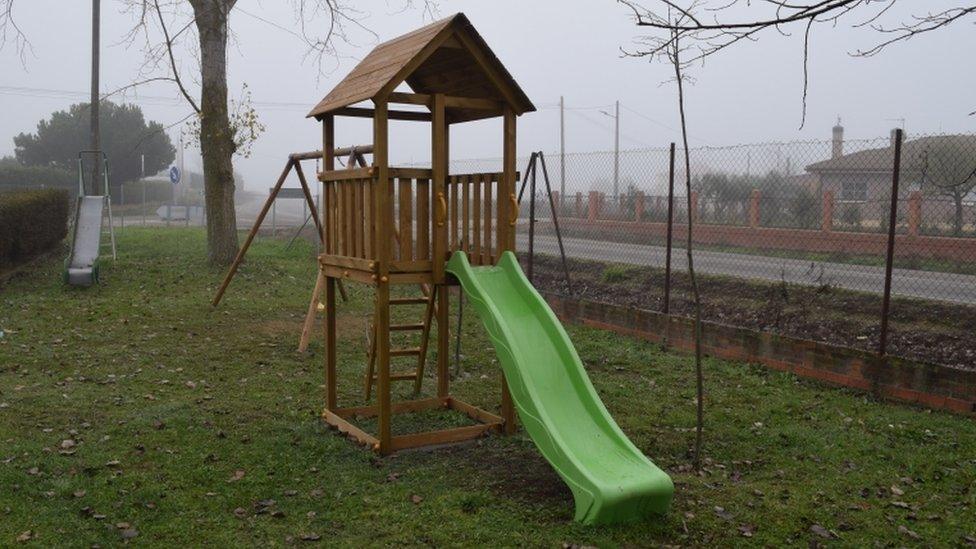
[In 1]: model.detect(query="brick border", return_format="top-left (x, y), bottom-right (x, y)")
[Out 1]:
top-left (542, 292), bottom-right (976, 416)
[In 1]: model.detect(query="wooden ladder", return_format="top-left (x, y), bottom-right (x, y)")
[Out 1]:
top-left (363, 284), bottom-right (437, 400)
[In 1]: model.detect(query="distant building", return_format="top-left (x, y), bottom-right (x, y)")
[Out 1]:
top-left (805, 122), bottom-right (976, 230)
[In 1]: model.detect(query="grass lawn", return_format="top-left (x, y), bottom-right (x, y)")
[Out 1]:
top-left (1, 228), bottom-right (974, 547)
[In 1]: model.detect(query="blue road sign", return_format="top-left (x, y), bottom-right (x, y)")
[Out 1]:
top-left (169, 166), bottom-right (181, 185)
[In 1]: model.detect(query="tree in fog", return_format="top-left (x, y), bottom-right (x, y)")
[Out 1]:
top-left (914, 135), bottom-right (976, 236)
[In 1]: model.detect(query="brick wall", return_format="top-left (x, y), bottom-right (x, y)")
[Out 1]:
top-left (543, 292), bottom-right (976, 416)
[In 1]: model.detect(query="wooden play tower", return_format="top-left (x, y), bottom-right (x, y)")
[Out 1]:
top-left (308, 14), bottom-right (535, 454)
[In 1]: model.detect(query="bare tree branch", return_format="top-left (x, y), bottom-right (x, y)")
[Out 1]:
top-left (617, 0), bottom-right (976, 123)
top-left (0, 0), bottom-right (33, 66)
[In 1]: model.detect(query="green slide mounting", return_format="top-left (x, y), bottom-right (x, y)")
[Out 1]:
top-left (446, 251), bottom-right (673, 525)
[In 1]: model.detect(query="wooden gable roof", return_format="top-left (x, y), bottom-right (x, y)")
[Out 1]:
top-left (307, 13), bottom-right (535, 122)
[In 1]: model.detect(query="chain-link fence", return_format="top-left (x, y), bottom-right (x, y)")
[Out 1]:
top-left (455, 131), bottom-right (976, 370)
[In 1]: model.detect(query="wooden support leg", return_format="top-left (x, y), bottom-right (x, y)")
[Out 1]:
top-left (298, 269), bottom-right (325, 353)
top-left (501, 375), bottom-right (516, 435)
top-left (325, 276), bottom-right (337, 410)
top-left (376, 282), bottom-right (392, 454)
top-left (436, 285), bottom-right (449, 398)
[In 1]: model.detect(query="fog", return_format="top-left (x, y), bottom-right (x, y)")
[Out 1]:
top-left (1, 0), bottom-right (974, 191)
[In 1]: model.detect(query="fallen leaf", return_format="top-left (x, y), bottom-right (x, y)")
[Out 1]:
top-left (810, 524), bottom-right (832, 539)
top-left (60, 439), bottom-right (76, 450)
top-left (116, 522), bottom-right (131, 530)
top-left (891, 485), bottom-right (904, 496)
top-left (411, 494), bottom-right (423, 504)
top-left (713, 506), bottom-right (733, 520)
top-left (120, 528), bottom-right (139, 539)
top-left (73, 490), bottom-right (86, 498)
top-left (738, 524), bottom-right (755, 537)
top-left (233, 507), bottom-right (247, 518)
top-left (300, 533), bottom-right (321, 541)
top-left (891, 501), bottom-right (911, 509)
top-left (227, 469), bottom-right (246, 482)
top-left (898, 525), bottom-right (920, 540)
top-left (16, 530), bottom-right (33, 542)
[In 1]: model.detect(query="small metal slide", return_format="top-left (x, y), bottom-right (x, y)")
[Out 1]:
top-left (65, 196), bottom-right (108, 286)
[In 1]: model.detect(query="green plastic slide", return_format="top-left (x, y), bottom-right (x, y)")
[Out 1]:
top-left (446, 251), bottom-right (673, 524)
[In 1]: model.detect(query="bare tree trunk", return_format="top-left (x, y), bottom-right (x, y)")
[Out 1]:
top-left (671, 33), bottom-right (705, 472)
top-left (193, 0), bottom-right (238, 265)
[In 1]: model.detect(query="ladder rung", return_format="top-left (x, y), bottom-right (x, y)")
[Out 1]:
top-left (390, 323), bottom-right (425, 331)
top-left (372, 371), bottom-right (418, 382)
top-left (390, 347), bottom-right (422, 357)
top-left (390, 297), bottom-right (428, 305)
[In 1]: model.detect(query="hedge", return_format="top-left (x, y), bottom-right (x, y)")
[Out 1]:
top-left (0, 164), bottom-right (75, 195)
top-left (0, 189), bottom-right (70, 268)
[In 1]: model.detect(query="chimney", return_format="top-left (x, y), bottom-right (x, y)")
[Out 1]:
top-left (832, 117), bottom-right (844, 159)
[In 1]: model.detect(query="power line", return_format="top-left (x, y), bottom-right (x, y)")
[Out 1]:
top-left (0, 85), bottom-right (311, 111)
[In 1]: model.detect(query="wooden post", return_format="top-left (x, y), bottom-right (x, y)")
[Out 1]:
top-left (500, 106), bottom-right (517, 433)
top-left (587, 191), bottom-right (599, 222)
top-left (322, 116), bottom-right (338, 412)
top-left (373, 98), bottom-right (392, 454)
top-left (501, 106), bottom-right (516, 252)
top-left (325, 276), bottom-right (337, 410)
top-left (432, 93), bottom-right (450, 398)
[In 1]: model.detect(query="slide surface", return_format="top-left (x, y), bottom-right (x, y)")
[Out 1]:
top-left (65, 196), bottom-right (104, 286)
top-left (446, 251), bottom-right (673, 525)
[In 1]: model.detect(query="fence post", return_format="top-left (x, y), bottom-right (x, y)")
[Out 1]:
top-left (690, 191), bottom-right (699, 223)
top-left (635, 191), bottom-right (645, 222)
top-left (907, 190), bottom-right (921, 237)
top-left (748, 188), bottom-right (760, 228)
top-left (664, 143), bottom-right (676, 315)
top-left (587, 191), bottom-right (599, 222)
top-left (821, 190), bottom-right (834, 232)
top-left (879, 128), bottom-right (903, 359)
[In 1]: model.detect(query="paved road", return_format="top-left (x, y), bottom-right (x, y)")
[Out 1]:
top-left (517, 233), bottom-right (976, 305)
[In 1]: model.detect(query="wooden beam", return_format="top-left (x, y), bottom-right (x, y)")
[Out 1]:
top-left (388, 91), bottom-right (503, 111)
top-left (322, 409), bottom-right (379, 450)
top-left (390, 423), bottom-right (496, 451)
top-left (297, 270), bottom-right (324, 353)
top-left (335, 397), bottom-right (447, 419)
top-left (334, 106), bottom-right (431, 122)
top-left (211, 158), bottom-right (294, 307)
top-left (319, 167), bottom-right (373, 181)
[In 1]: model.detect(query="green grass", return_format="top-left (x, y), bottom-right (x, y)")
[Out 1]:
top-left (1, 228), bottom-right (974, 547)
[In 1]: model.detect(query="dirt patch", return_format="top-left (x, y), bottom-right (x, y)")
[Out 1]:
top-left (523, 254), bottom-right (976, 371)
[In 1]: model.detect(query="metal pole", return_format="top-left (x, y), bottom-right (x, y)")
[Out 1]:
top-left (120, 182), bottom-right (124, 233)
top-left (664, 143), bottom-right (676, 314)
top-left (89, 0), bottom-right (100, 195)
top-left (559, 95), bottom-right (565, 209)
top-left (181, 136), bottom-right (188, 228)
top-left (528, 154), bottom-right (537, 283)
top-left (613, 100), bottom-right (619, 199)
top-left (879, 128), bottom-right (903, 359)
top-left (538, 152), bottom-right (573, 295)
top-left (141, 153), bottom-right (146, 226)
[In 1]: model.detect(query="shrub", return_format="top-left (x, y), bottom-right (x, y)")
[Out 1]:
top-left (0, 163), bottom-right (75, 194)
top-left (0, 189), bottom-right (70, 268)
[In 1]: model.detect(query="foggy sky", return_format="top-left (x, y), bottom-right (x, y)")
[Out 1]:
top-left (1, 0), bottom-right (974, 190)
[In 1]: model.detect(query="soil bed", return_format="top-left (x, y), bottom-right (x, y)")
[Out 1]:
top-left (522, 253), bottom-right (976, 371)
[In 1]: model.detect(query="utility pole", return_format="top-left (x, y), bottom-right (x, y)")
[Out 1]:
top-left (613, 100), bottom-right (619, 198)
top-left (89, 0), bottom-right (101, 195)
top-left (559, 95), bottom-right (565, 209)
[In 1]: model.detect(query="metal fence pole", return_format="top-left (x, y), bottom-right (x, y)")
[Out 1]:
top-left (664, 142), bottom-right (676, 314)
top-left (528, 154), bottom-right (537, 283)
top-left (879, 128), bottom-right (903, 359)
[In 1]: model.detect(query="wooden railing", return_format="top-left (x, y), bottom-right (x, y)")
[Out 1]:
top-left (320, 168), bottom-right (507, 272)
top-left (445, 172), bottom-right (506, 266)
